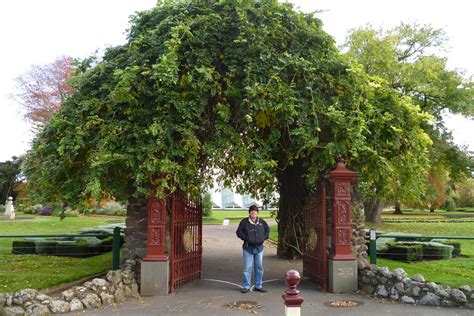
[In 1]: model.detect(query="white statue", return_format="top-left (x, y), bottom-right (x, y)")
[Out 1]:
top-left (4, 196), bottom-right (15, 220)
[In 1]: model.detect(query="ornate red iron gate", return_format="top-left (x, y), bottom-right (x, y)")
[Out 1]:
top-left (303, 181), bottom-right (328, 290)
top-left (169, 190), bottom-right (202, 292)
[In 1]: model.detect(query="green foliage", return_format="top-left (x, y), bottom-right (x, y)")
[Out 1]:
top-left (385, 241), bottom-right (454, 260)
top-left (85, 201), bottom-right (127, 216)
top-left (343, 22), bottom-right (473, 119)
top-left (25, 1), bottom-right (431, 209)
top-left (63, 210), bottom-right (80, 217)
top-left (420, 242), bottom-right (454, 260)
top-left (23, 204), bottom-right (43, 214)
top-left (50, 202), bottom-right (65, 215)
top-left (0, 156), bottom-right (23, 202)
top-left (11, 240), bottom-right (36, 255)
top-left (384, 242), bottom-right (423, 262)
top-left (457, 178), bottom-right (474, 207)
top-left (202, 192), bottom-right (212, 217)
top-left (343, 22), bottom-right (473, 209)
top-left (432, 239), bottom-right (461, 257)
top-left (24, 1), bottom-right (438, 258)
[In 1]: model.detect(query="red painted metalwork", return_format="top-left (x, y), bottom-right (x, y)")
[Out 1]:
top-left (328, 159), bottom-right (357, 260)
top-left (282, 270), bottom-right (304, 308)
top-left (169, 190), bottom-right (202, 292)
top-left (144, 196), bottom-right (167, 261)
top-left (303, 182), bottom-right (328, 290)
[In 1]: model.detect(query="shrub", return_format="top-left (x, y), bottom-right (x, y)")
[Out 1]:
top-left (432, 239), bottom-right (461, 257)
top-left (422, 242), bottom-right (454, 259)
top-left (63, 210), bottom-right (79, 217)
top-left (38, 206), bottom-right (53, 216)
top-left (88, 201), bottom-right (127, 216)
top-left (38, 202), bottom-right (65, 216)
top-left (0, 205), bottom-right (5, 213)
top-left (384, 242), bottom-right (423, 262)
top-left (99, 236), bottom-right (114, 252)
top-left (55, 241), bottom-right (90, 258)
top-left (376, 237), bottom-right (396, 252)
top-left (12, 240), bottom-right (36, 254)
top-left (82, 208), bottom-right (94, 216)
top-left (12, 236), bottom-right (112, 258)
top-left (34, 240), bottom-right (58, 255)
top-left (387, 241), bottom-right (454, 260)
top-left (23, 204), bottom-right (43, 214)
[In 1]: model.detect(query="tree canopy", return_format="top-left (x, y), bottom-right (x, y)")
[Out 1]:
top-left (343, 23), bottom-right (473, 221)
top-left (25, 0), bottom-right (433, 257)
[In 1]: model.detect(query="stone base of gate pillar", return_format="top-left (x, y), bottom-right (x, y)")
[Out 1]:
top-left (328, 259), bottom-right (357, 293)
top-left (140, 260), bottom-right (169, 296)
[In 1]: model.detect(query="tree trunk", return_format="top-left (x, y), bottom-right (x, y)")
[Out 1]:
top-left (276, 160), bottom-right (308, 259)
top-left (364, 197), bottom-right (384, 224)
top-left (430, 206), bottom-right (435, 213)
top-left (393, 200), bottom-right (402, 214)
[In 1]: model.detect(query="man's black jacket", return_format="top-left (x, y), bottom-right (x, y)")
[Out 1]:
top-left (236, 217), bottom-right (269, 252)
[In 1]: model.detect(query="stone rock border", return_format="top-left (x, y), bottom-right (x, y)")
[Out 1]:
top-left (351, 205), bottom-right (473, 310)
top-left (358, 264), bottom-right (474, 309)
top-left (0, 259), bottom-right (139, 315)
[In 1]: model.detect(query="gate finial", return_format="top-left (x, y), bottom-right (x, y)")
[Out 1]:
top-left (282, 270), bottom-right (304, 315)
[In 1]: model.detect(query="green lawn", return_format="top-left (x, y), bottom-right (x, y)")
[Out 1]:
top-left (372, 219), bottom-right (474, 288)
top-left (269, 224), bottom-right (278, 242)
top-left (0, 214), bottom-right (125, 292)
top-left (3, 209), bottom-right (472, 292)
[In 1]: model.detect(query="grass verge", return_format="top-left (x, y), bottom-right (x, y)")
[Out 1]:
top-left (0, 214), bottom-right (125, 292)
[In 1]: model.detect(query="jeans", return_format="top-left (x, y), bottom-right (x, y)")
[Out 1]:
top-left (242, 248), bottom-right (264, 289)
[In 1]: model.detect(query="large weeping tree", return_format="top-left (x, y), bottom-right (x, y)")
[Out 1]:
top-left (25, 0), bottom-right (431, 259)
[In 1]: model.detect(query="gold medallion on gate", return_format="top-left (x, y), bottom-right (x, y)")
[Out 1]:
top-left (308, 228), bottom-right (317, 251)
top-left (183, 228), bottom-right (193, 253)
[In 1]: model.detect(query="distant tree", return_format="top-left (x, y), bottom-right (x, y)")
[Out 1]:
top-left (11, 56), bottom-right (75, 125)
top-left (202, 192), bottom-right (213, 217)
top-left (0, 156), bottom-right (24, 203)
top-left (457, 178), bottom-right (474, 208)
top-left (343, 22), bottom-right (474, 223)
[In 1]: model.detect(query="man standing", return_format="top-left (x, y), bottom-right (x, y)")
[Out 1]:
top-left (236, 204), bottom-right (270, 293)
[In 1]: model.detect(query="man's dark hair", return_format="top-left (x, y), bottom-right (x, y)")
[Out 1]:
top-left (248, 205), bottom-right (259, 213)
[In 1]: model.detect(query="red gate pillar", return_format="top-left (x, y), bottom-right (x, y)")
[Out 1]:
top-left (141, 195), bottom-right (169, 296)
top-left (144, 196), bottom-right (167, 261)
top-left (327, 158), bottom-right (358, 293)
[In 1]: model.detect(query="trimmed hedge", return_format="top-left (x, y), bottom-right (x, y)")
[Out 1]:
top-left (424, 243), bottom-right (453, 259)
top-left (381, 241), bottom-right (455, 262)
top-left (383, 242), bottom-right (423, 262)
top-left (11, 240), bottom-right (36, 255)
top-left (11, 231), bottom-right (121, 258)
top-left (432, 239), bottom-right (462, 257)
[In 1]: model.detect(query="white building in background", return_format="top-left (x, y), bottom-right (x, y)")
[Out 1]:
top-left (208, 183), bottom-right (262, 209)
top-left (241, 194), bottom-right (258, 208)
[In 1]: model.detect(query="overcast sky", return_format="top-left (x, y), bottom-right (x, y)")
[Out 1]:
top-left (0, 0), bottom-right (472, 162)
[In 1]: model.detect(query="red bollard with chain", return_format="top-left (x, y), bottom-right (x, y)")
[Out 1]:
top-left (282, 270), bottom-right (304, 316)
